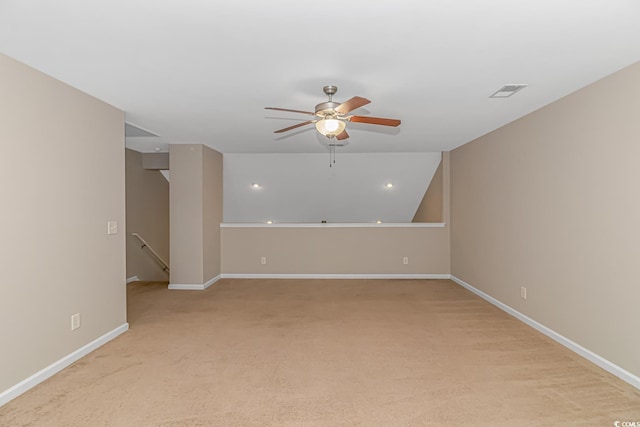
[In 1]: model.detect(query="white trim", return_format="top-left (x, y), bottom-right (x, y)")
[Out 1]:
top-left (221, 273), bottom-right (451, 280)
top-left (0, 323), bottom-right (129, 407)
top-left (126, 275), bottom-right (140, 284)
top-left (450, 275), bottom-right (640, 391)
top-left (168, 274), bottom-right (221, 290)
top-left (220, 222), bottom-right (446, 228)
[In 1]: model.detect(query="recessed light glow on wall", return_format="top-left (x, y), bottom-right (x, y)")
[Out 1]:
top-left (251, 183), bottom-right (262, 189)
top-left (385, 183), bottom-right (393, 189)
top-left (376, 220), bottom-right (382, 224)
top-left (266, 220), bottom-right (273, 224)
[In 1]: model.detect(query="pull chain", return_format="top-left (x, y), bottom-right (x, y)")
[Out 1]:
top-left (329, 144), bottom-right (337, 167)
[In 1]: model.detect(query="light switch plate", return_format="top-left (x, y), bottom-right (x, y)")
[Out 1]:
top-left (107, 221), bottom-right (118, 235)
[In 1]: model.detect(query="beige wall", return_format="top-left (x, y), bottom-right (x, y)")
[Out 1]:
top-left (203, 146), bottom-right (223, 280)
top-left (125, 149), bottom-right (170, 281)
top-left (222, 226), bottom-right (450, 275)
top-left (170, 145), bottom-right (205, 284)
top-left (413, 154), bottom-right (443, 222)
top-left (142, 152), bottom-right (169, 170)
top-left (170, 144), bottom-right (222, 285)
top-left (450, 61), bottom-right (640, 378)
top-left (0, 55), bottom-right (126, 392)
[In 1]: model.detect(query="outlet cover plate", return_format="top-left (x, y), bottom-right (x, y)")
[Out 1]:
top-left (71, 313), bottom-right (80, 330)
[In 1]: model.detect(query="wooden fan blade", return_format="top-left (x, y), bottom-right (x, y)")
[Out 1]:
top-left (265, 107), bottom-right (316, 116)
top-left (334, 96), bottom-right (371, 114)
top-left (336, 130), bottom-right (349, 141)
top-left (273, 120), bottom-right (314, 133)
top-left (349, 116), bottom-right (401, 127)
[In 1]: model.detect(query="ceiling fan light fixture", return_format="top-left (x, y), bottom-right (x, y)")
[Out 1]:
top-left (316, 118), bottom-right (346, 138)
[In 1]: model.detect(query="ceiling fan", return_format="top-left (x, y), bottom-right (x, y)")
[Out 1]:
top-left (265, 85), bottom-right (401, 140)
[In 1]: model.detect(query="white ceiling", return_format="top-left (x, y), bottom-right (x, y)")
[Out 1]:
top-left (2, 1), bottom-right (639, 222)
top-left (2, 0), bottom-right (640, 155)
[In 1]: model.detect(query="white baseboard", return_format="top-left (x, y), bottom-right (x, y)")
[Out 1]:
top-left (220, 273), bottom-right (451, 280)
top-left (126, 275), bottom-right (140, 284)
top-left (450, 275), bottom-right (640, 391)
top-left (0, 323), bottom-right (129, 407)
top-left (168, 274), bottom-right (221, 290)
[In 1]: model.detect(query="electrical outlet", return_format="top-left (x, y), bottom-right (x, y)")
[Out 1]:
top-left (261, 257), bottom-right (267, 265)
top-left (520, 287), bottom-right (527, 300)
top-left (403, 257), bottom-right (409, 265)
top-left (71, 313), bottom-right (80, 331)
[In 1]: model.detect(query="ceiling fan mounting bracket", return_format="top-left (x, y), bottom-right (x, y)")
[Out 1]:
top-left (323, 85), bottom-right (338, 100)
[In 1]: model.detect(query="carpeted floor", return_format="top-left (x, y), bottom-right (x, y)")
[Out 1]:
top-left (1, 279), bottom-right (639, 426)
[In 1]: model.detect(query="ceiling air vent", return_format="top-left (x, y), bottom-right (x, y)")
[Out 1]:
top-left (125, 122), bottom-right (159, 137)
top-left (490, 84), bottom-right (527, 98)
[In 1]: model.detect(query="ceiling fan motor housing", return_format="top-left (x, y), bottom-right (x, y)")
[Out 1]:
top-left (315, 101), bottom-right (341, 117)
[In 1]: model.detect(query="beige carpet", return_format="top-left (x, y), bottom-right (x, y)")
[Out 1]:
top-left (1, 279), bottom-right (639, 426)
